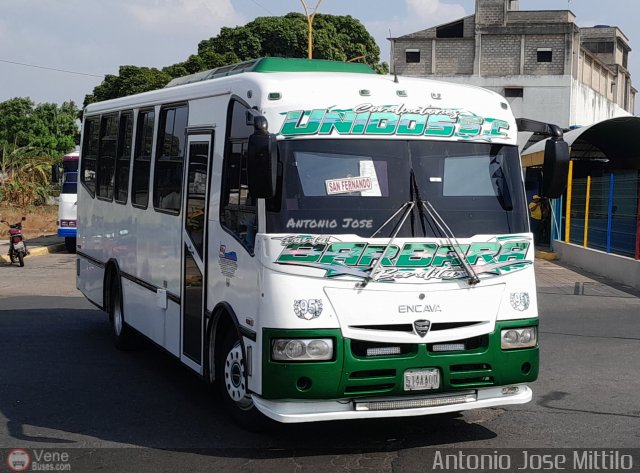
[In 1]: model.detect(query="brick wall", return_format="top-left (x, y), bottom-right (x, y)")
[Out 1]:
top-left (393, 39), bottom-right (433, 76)
top-left (480, 34), bottom-right (521, 75)
top-left (463, 16), bottom-right (476, 37)
top-left (434, 40), bottom-right (475, 75)
top-left (476, 0), bottom-right (505, 26)
top-left (524, 35), bottom-right (565, 75)
top-left (507, 10), bottom-right (575, 24)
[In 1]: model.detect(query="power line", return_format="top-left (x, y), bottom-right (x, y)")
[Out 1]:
top-left (245, 0), bottom-right (274, 15)
top-left (0, 59), bottom-right (105, 78)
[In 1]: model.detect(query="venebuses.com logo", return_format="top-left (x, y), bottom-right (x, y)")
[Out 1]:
top-left (4, 448), bottom-right (71, 472)
top-left (6, 449), bottom-right (30, 472)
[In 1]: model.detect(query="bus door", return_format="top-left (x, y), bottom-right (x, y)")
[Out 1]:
top-left (181, 133), bottom-right (213, 370)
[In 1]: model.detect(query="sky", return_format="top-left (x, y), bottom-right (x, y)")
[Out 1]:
top-left (1, 0), bottom-right (639, 109)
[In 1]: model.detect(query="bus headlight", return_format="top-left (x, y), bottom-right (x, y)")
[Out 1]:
top-left (272, 339), bottom-right (333, 361)
top-left (501, 327), bottom-right (537, 349)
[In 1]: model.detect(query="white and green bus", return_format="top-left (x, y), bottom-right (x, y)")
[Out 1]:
top-left (77, 58), bottom-right (568, 426)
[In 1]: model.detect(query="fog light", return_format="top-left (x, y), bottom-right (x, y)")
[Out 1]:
top-left (272, 338), bottom-right (333, 361)
top-left (432, 343), bottom-right (465, 352)
top-left (501, 327), bottom-right (537, 349)
top-left (366, 346), bottom-right (401, 356)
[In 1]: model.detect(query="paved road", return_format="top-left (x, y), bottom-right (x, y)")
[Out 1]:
top-left (1, 254), bottom-right (639, 472)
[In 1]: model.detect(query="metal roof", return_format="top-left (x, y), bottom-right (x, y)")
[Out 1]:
top-left (521, 116), bottom-right (640, 168)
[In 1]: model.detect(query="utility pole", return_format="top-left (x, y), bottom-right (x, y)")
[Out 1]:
top-left (299, 0), bottom-right (324, 59)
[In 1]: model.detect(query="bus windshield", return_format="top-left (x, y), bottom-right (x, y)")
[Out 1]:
top-left (266, 139), bottom-right (527, 237)
top-left (61, 160), bottom-right (79, 194)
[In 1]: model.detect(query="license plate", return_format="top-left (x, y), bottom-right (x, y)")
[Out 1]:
top-left (13, 241), bottom-right (24, 251)
top-left (404, 368), bottom-right (440, 391)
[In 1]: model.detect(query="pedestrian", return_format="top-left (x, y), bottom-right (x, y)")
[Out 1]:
top-left (529, 194), bottom-right (543, 244)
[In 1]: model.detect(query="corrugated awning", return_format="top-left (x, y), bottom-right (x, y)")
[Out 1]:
top-left (521, 116), bottom-right (640, 168)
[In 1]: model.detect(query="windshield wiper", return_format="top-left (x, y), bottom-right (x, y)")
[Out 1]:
top-left (363, 200), bottom-right (415, 286)
top-left (363, 170), bottom-right (480, 286)
top-left (410, 171), bottom-right (480, 285)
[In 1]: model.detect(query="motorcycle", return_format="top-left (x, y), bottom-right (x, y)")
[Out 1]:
top-left (1, 217), bottom-right (28, 267)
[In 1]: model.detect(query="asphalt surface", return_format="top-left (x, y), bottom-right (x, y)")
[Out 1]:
top-left (0, 253), bottom-right (639, 472)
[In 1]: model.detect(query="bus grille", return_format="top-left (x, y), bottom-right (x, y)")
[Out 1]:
top-left (448, 363), bottom-right (495, 387)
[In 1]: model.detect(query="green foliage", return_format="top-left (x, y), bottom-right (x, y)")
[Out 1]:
top-left (0, 98), bottom-right (79, 156)
top-left (0, 98), bottom-right (78, 206)
top-left (196, 13), bottom-right (384, 69)
top-left (85, 13), bottom-right (388, 104)
top-left (84, 65), bottom-right (173, 107)
top-left (0, 145), bottom-right (57, 206)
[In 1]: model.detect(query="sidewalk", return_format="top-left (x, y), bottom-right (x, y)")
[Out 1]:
top-left (0, 234), bottom-right (66, 264)
top-left (535, 258), bottom-right (638, 298)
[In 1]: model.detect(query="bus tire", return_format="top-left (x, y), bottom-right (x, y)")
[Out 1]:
top-left (65, 237), bottom-right (76, 254)
top-left (216, 329), bottom-right (268, 431)
top-left (109, 276), bottom-right (133, 350)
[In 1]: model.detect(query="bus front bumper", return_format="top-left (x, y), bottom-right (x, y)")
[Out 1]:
top-left (252, 384), bottom-right (531, 423)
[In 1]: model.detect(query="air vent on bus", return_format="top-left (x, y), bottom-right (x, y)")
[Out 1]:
top-left (430, 321), bottom-right (485, 331)
top-left (349, 324), bottom-right (414, 333)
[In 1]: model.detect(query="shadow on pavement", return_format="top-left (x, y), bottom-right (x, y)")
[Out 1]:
top-left (0, 297), bottom-right (497, 457)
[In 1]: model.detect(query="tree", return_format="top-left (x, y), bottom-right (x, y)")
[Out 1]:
top-left (83, 66), bottom-right (172, 107)
top-left (196, 13), bottom-right (386, 72)
top-left (84, 13), bottom-right (388, 105)
top-left (0, 145), bottom-right (56, 206)
top-left (0, 98), bottom-right (79, 156)
top-left (0, 98), bottom-right (79, 205)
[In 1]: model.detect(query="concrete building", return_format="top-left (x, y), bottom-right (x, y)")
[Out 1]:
top-left (392, 1), bottom-right (640, 289)
top-left (390, 0), bottom-right (636, 130)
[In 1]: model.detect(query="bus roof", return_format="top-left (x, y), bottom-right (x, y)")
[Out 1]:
top-left (165, 57), bottom-right (375, 88)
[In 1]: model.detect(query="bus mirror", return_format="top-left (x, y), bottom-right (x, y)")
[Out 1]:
top-left (247, 133), bottom-right (278, 199)
top-left (542, 139), bottom-right (570, 199)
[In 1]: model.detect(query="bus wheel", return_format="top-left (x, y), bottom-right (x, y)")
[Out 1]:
top-left (65, 237), bottom-right (76, 254)
top-left (216, 330), bottom-right (268, 430)
top-left (110, 278), bottom-right (133, 350)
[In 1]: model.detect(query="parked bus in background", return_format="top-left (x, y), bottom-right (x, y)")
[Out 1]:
top-left (76, 58), bottom-right (568, 428)
top-left (57, 150), bottom-right (79, 253)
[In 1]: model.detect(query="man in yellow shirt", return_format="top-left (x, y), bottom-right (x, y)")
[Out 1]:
top-left (529, 195), bottom-right (543, 244)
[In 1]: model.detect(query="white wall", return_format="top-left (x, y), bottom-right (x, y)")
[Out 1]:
top-left (570, 79), bottom-right (632, 127)
top-left (554, 241), bottom-right (640, 291)
top-left (431, 75), bottom-right (633, 130)
top-left (434, 75), bottom-right (572, 128)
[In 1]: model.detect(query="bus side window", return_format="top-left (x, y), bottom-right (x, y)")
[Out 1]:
top-left (80, 117), bottom-right (100, 197)
top-left (97, 114), bottom-right (118, 201)
top-left (131, 109), bottom-right (155, 209)
top-left (153, 105), bottom-right (187, 214)
top-left (220, 100), bottom-right (257, 253)
top-left (115, 111), bottom-right (134, 204)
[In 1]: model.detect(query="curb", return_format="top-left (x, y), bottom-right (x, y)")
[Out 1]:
top-left (535, 249), bottom-right (558, 261)
top-left (0, 243), bottom-right (66, 264)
